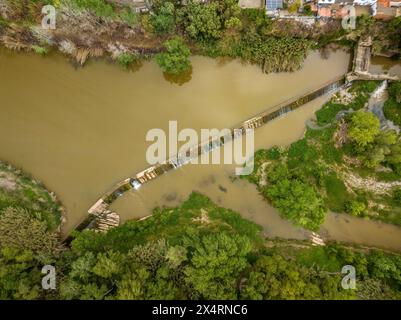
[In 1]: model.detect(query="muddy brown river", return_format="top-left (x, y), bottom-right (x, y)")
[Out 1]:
top-left (1, 48), bottom-right (401, 251)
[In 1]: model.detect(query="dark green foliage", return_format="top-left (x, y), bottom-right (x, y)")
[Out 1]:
top-left (324, 173), bottom-right (352, 212)
top-left (118, 8), bottom-right (139, 26)
top-left (388, 81), bottom-right (401, 104)
top-left (264, 179), bottom-right (326, 231)
top-left (177, 1), bottom-right (222, 41)
top-left (393, 188), bottom-right (401, 205)
top-left (384, 81), bottom-right (401, 126)
top-left (266, 146), bottom-right (281, 160)
top-left (150, 2), bottom-right (176, 35)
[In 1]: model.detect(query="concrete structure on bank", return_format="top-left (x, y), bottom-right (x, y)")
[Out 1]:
top-left (238, 0), bottom-right (264, 9)
top-left (317, 0), bottom-right (377, 18)
top-left (107, 0), bottom-right (150, 12)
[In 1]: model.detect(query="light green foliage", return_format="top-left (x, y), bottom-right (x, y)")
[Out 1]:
top-left (345, 200), bottom-right (366, 216)
top-left (384, 81), bottom-right (401, 126)
top-left (361, 129), bottom-right (398, 168)
top-left (92, 251), bottom-right (122, 278)
top-left (0, 247), bottom-right (43, 300)
top-left (116, 52), bottom-right (138, 69)
top-left (166, 245), bottom-right (187, 268)
top-left (71, 0), bottom-right (115, 18)
top-left (31, 45), bottom-right (48, 56)
top-left (348, 111), bottom-right (380, 148)
top-left (241, 254), bottom-right (308, 299)
top-left (118, 8), bottom-right (139, 26)
top-left (155, 37), bottom-right (191, 75)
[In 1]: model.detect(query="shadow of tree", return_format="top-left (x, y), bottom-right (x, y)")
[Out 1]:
top-left (163, 66), bottom-right (193, 86)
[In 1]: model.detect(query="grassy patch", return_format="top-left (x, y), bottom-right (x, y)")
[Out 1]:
top-left (324, 173), bottom-right (352, 212)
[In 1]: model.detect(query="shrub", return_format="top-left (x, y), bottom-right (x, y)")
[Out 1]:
top-left (155, 37), bottom-right (191, 75)
top-left (116, 52), bottom-right (138, 69)
top-left (345, 200), bottom-right (366, 216)
top-left (32, 45), bottom-right (48, 56)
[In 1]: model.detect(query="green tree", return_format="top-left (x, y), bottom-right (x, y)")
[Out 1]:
top-left (155, 37), bottom-right (191, 75)
top-left (264, 179), bottom-right (326, 231)
top-left (241, 254), bottom-right (307, 299)
top-left (177, 1), bottom-right (222, 41)
top-left (150, 2), bottom-right (176, 35)
top-left (0, 247), bottom-right (42, 300)
top-left (184, 232), bottom-right (252, 299)
top-left (348, 111), bottom-right (380, 148)
top-left (345, 200), bottom-right (366, 216)
top-left (393, 188), bottom-right (401, 205)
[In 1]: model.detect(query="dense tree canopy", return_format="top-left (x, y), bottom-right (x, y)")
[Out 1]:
top-left (264, 179), bottom-right (326, 231)
top-left (348, 111), bottom-right (380, 148)
top-left (177, 1), bottom-right (222, 41)
top-left (155, 37), bottom-right (191, 75)
top-left (150, 2), bottom-right (176, 35)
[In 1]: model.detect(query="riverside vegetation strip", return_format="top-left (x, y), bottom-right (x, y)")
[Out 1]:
top-left (1, 178), bottom-right (401, 299)
top-left (0, 0), bottom-right (400, 81)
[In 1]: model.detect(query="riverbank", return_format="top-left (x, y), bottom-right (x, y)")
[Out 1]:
top-left (2, 191), bottom-right (401, 299)
top-left (0, 160), bottom-right (64, 228)
top-left (0, 160), bottom-right (64, 259)
top-left (0, 1), bottom-right (399, 76)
